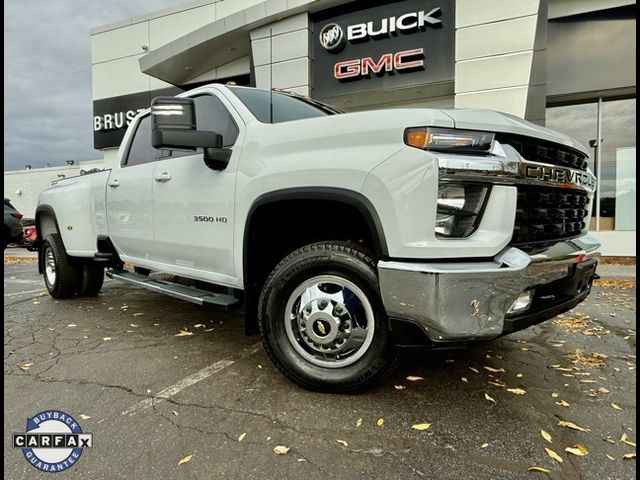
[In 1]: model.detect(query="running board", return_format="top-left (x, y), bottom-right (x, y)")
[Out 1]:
top-left (106, 270), bottom-right (239, 308)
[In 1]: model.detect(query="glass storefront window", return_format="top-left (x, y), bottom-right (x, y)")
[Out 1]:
top-left (601, 98), bottom-right (636, 231)
top-left (546, 102), bottom-right (598, 172)
top-left (546, 98), bottom-right (636, 232)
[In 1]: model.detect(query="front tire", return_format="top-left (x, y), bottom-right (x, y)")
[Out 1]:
top-left (42, 233), bottom-right (82, 299)
top-left (258, 242), bottom-right (397, 393)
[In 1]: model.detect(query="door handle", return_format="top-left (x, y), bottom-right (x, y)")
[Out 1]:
top-left (154, 172), bottom-right (172, 182)
top-left (108, 179), bottom-right (120, 188)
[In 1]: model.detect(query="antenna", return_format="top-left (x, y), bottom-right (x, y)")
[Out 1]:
top-left (269, 28), bottom-right (273, 124)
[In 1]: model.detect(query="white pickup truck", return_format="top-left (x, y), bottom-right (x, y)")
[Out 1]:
top-left (36, 84), bottom-right (600, 392)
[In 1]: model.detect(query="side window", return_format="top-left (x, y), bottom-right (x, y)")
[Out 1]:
top-left (125, 115), bottom-right (156, 167)
top-left (159, 94), bottom-right (239, 160)
top-left (195, 95), bottom-right (239, 147)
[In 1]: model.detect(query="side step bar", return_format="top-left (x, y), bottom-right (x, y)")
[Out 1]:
top-left (106, 270), bottom-right (239, 308)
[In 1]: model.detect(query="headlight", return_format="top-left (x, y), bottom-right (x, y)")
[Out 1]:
top-left (436, 184), bottom-right (489, 237)
top-left (404, 127), bottom-right (495, 153)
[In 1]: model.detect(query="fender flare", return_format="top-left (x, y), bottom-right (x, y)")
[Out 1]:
top-left (35, 204), bottom-right (62, 274)
top-left (243, 186), bottom-right (389, 280)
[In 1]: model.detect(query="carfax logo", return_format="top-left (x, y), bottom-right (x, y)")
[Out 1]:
top-left (12, 410), bottom-right (93, 472)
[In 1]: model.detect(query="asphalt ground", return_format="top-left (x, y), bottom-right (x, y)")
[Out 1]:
top-left (4, 261), bottom-right (636, 479)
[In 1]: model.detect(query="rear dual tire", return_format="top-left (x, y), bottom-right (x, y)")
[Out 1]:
top-left (42, 234), bottom-right (104, 298)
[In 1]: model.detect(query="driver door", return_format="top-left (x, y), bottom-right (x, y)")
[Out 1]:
top-left (149, 93), bottom-right (242, 284)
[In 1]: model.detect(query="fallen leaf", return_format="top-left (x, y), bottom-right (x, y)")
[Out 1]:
top-left (604, 436), bottom-right (615, 444)
top-left (469, 367), bottom-right (480, 374)
top-left (102, 337), bottom-right (112, 341)
top-left (565, 444), bottom-right (588, 456)
top-left (336, 439), bottom-right (348, 447)
top-left (488, 380), bottom-right (505, 387)
top-left (598, 387), bottom-right (610, 393)
top-left (376, 418), bottom-right (384, 427)
top-left (557, 420), bottom-right (590, 432)
top-left (79, 414), bottom-right (91, 420)
top-left (19, 363), bottom-right (33, 371)
top-left (580, 380), bottom-right (597, 383)
top-left (238, 432), bottom-right (246, 442)
top-left (545, 448), bottom-right (563, 463)
top-left (551, 393), bottom-right (559, 398)
top-left (130, 324), bottom-right (139, 327)
top-left (481, 443), bottom-right (489, 448)
top-left (541, 430), bottom-right (552, 444)
top-left (175, 330), bottom-right (193, 337)
top-left (298, 458), bottom-right (307, 462)
top-left (178, 454), bottom-right (193, 465)
top-left (193, 324), bottom-right (205, 328)
top-left (620, 433), bottom-right (636, 448)
top-left (461, 377), bottom-right (468, 383)
top-left (172, 410), bottom-right (179, 416)
top-left (406, 376), bottom-right (424, 381)
top-left (66, 323), bottom-right (77, 327)
top-left (606, 454), bottom-right (615, 460)
top-left (484, 393), bottom-right (496, 404)
top-left (528, 466), bottom-right (551, 473)
top-left (483, 366), bottom-right (505, 373)
top-left (394, 385), bottom-right (406, 390)
top-left (411, 423), bottom-right (431, 431)
top-left (132, 313), bottom-right (145, 317)
top-left (356, 418), bottom-right (363, 428)
top-left (507, 388), bottom-right (526, 395)
top-left (623, 453), bottom-right (636, 460)
top-left (556, 400), bottom-right (570, 407)
top-left (273, 445), bottom-right (290, 455)
top-left (610, 403), bottom-right (623, 411)
top-left (516, 373), bottom-right (523, 378)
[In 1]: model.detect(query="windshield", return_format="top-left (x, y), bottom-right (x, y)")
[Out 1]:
top-left (228, 87), bottom-right (341, 123)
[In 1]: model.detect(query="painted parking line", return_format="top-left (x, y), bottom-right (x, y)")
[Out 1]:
top-left (4, 288), bottom-right (47, 297)
top-left (122, 342), bottom-right (263, 416)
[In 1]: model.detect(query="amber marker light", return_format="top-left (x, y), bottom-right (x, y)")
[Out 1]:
top-left (404, 128), bottom-right (430, 149)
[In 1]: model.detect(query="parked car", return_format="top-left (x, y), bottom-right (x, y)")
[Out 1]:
top-left (20, 219), bottom-right (38, 251)
top-left (4, 198), bottom-right (24, 250)
top-left (34, 84), bottom-right (600, 392)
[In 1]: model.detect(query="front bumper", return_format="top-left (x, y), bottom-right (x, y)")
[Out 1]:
top-left (378, 235), bottom-right (600, 342)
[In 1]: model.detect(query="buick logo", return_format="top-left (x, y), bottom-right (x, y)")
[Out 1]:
top-left (319, 23), bottom-right (345, 52)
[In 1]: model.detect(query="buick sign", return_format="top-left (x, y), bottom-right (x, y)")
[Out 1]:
top-left (319, 24), bottom-right (346, 52)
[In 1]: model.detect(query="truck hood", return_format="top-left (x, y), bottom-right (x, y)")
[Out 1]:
top-left (439, 108), bottom-right (589, 155)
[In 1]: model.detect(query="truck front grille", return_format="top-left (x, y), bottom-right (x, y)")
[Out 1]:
top-left (496, 133), bottom-right (589, 172)
top-left (511, 186), bottom-right (591, 247)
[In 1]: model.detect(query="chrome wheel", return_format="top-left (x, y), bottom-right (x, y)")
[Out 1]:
top-left (44, 246), bottom-right (57, 286)
top-left (284, 275), bottom-right (375, 368)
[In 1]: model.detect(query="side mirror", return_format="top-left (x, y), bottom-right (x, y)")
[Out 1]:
top-left (150, 96), bottom-right (231, 171)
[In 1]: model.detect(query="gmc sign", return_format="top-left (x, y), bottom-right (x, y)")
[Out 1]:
top-left (312, 0), bottom-right (454, 98)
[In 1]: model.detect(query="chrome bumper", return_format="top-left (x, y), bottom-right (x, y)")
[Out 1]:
top-left (378, 236), bottom-right (601, 342)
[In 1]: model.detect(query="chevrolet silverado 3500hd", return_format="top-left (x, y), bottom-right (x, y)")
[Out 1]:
top-left (36, 84), bottom-right (600, 392)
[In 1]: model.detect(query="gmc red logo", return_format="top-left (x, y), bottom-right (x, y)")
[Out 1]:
top-left (333, 48), bottom-right (425, 80)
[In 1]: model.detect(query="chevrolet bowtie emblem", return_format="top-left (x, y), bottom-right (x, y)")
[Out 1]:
top-left (316, 321), bottom-right (326, 335)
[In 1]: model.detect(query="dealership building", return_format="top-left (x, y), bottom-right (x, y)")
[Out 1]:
top-left (5, 0), bottom-right (636, 256)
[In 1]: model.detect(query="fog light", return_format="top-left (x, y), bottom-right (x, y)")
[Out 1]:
top-left (507, 290), bottom-right (534, 315)
top-left (435, 184), bottom-right (488, 237)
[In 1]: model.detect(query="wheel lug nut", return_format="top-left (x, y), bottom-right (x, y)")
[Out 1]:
top-left (318, 299), bottom-right (328, 310)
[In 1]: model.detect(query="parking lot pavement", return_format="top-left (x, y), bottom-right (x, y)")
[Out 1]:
top-left (4, 263), bottom-right (636, 480)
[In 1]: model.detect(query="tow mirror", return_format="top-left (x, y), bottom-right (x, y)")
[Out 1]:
top-left (150, 96), bottom-right (231, 170)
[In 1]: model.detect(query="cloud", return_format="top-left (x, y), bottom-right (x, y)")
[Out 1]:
top-left (3, 0), bottom-right (177, 171)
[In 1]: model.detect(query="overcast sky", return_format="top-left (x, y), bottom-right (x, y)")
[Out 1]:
top-left (3, 1), bottom-right (178, 171)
